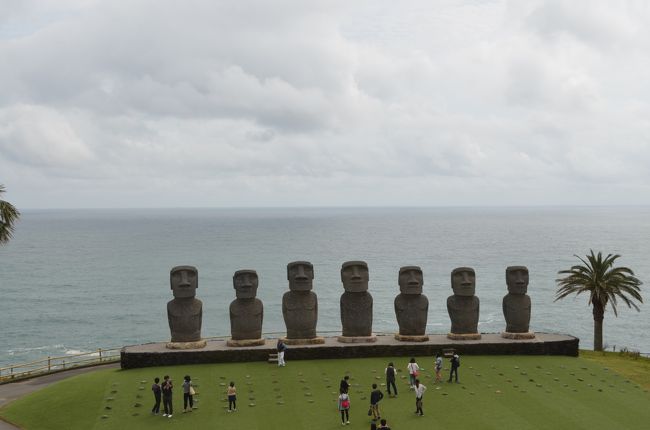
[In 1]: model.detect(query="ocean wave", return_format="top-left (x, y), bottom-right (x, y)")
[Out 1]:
top-left (7, 344), bottom-right (65, 355)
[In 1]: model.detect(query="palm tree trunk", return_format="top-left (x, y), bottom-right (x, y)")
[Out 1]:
top-left (592, 301), bottom-right (605, 351)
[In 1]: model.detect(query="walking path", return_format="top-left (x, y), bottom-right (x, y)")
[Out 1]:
top-left (0, 363), bottom-right (120, 430)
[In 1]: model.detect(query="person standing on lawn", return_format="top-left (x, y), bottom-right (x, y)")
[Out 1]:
top-left (448, 352), bottom-right (460, 383)
top-left (385, 362), bottom-right (397, 396)
top-left (340, 375), bottom-right (350, 394)
top-left (151, 377), bottom-right (161, 415)
top-left (434, 353), bottom-right (443, 383)
top-left (414, 378), bottom-right (427, 416)
top-left (407, 357), bottom-right (420, 389)
top-left (227, 381), bottom-right (237, 412)
top-left (369, 383), bottom-right (384, 421)
top-left (338, 389), bottom-right (351, 425)
top-left (182, 375), bottom-right (194, 413)
top-left (161, 375), bottom-right (173, 418)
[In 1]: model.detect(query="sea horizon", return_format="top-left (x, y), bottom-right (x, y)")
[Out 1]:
top-left (2, 206), bottom-right (649, 367)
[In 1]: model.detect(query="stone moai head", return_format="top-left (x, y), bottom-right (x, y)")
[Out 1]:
top-left (233, 269), bottom-right (259, 299)
top-left (398, 266), bottom-right (423, 295)
top-left (506, 266), bottom-right (529, 295)
top-left (287, 261), bottom-right (314, 292)
top-left (170, 265), bottom-right (198, 299)
top-left (451, 267), bottom-right (476, 296)
top-left (341, 261), bottom-right (369, 293)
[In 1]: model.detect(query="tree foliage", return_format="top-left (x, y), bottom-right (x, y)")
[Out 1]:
top-left (0, 184), bottom-right (21, 245)
top-left (555, 250), bottom-right (643, 351)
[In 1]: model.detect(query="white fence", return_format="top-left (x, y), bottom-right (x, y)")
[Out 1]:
top-left (0, 348), bottom-right (121, 383)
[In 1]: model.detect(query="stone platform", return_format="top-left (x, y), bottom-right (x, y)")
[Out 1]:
top-left (120, 332), bottom-right (578, 369)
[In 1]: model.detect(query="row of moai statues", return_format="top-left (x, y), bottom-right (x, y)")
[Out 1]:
top-left (165, 262), bottom-right (534, 350)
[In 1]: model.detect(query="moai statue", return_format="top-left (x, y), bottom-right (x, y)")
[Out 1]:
top-left (501, 266), bottom-right (535, 339)
top-left (282, 261), bottom-right (324, 344)
top-left (227, 269), bottom-right (265, 347)
top-left (338, 261), bottom-right (377, 343)
top-left (166, 265), bottom-right (206, 349)
top-left (394, 266), bottom-right (429, 341)
top-left (447, 267), bottom-right (481, 340)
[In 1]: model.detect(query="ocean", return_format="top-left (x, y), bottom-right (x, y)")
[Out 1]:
top-left (1, 207), bottom-right (648, 367)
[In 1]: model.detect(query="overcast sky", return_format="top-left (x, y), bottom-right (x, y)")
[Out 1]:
top-left (1, 0), bottom-right (649, 208)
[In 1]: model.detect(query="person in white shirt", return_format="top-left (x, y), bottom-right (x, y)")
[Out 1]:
top-left (407, 357), bottom-right (420, 389)
top-left (414, 379), bottom-right (427, 416)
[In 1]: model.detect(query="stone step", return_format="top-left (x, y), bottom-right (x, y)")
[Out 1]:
top-left (268, 353), bottom-right (278, 363)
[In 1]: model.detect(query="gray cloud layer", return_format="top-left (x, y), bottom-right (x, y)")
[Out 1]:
top-left (1, 0), bottom-right (649, 208)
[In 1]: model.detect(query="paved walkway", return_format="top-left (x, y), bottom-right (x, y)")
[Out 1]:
top-left (0, 363), bottom-right (120, 430)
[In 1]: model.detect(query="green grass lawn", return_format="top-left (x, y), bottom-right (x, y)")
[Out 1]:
top-left (2, 355), bottom-right (650, 430)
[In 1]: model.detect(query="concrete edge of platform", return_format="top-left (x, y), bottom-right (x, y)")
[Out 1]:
top-left (120, 333), bottom-right (579, 369)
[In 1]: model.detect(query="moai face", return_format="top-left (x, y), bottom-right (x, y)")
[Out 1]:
top-left (506, 266), bottom-right (529, 295)
top-left (233, 270), bottom-right (259, 299)
top-left (451, 267), bottom-right (476, 297)
top-left (170, 265), bottom-right (198, 299)
top-left (340, 261), bottom-right (369, 293)
top-left (287, 261), bottom-right (314, 292)
top-left (398, 266), bottom-right (423, 295)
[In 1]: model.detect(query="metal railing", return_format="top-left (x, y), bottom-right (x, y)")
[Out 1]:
top-left (0, 331), bottom-right (346, 384)
top-left (0, 347), bottom-right (121, 384)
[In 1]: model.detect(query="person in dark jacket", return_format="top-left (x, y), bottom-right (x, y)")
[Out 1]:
top-left (151, 377), bottom-right (161, 415)
top-left (277, 338), bottom-right (287, 366)
top-left (385, 362), bottom-right (397, 396)
top-left (448, 353), bottom-right (460, 383)
top-left (340, 375), bottom-right (350, 394)
top-left (161, 375), bottom-right (173, 418)
top-left (369, 383), bottom-right (384, 421)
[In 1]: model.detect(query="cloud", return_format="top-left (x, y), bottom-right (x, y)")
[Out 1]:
top-left (0, 104), bottom-right (94, 169)
top-left (0, 0), bottom-right (649, 207)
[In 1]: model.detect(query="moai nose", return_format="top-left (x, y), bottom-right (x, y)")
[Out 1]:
top-left (295, 265), bottom-right (308, 280)
top-left (179, 270), bottom-right (189, 286)
top-left (408, 271), bottom-right (419, 285)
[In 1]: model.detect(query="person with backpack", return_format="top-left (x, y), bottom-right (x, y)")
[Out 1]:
top-left (385, 362), bottom-right (397, 396)
top-left (161, 375), bottom-right (173, 418)
top-left (338, 389), bottom-right (351, 425)
top-left (369, 383), bottom-right (384, 421)
top-left (448, 352), bottom-right (460, 383)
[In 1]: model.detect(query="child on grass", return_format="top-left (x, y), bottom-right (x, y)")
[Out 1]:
top-left (227, 381), bottom-right (237, 412)
top-left (338, 390), bottom-right (350, 425)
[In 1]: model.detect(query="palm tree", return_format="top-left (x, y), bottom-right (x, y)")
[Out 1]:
top-left (555, 250), bottom-right (643, 351)
top-left (0, 184), bottom-right (21, 245)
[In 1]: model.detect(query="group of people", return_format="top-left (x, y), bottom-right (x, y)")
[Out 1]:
top-left (150, 374), bottom-right (196, 418)
top-left (152, 376), bottom-right (238, 418)
top-left (338, 352), bottom-right (462, 426)
top-left (149, 350), bottom-right (461, 425)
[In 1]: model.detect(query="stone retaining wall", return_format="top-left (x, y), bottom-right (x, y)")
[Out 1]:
top-left (120, 332), bottom-right (578, 369)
